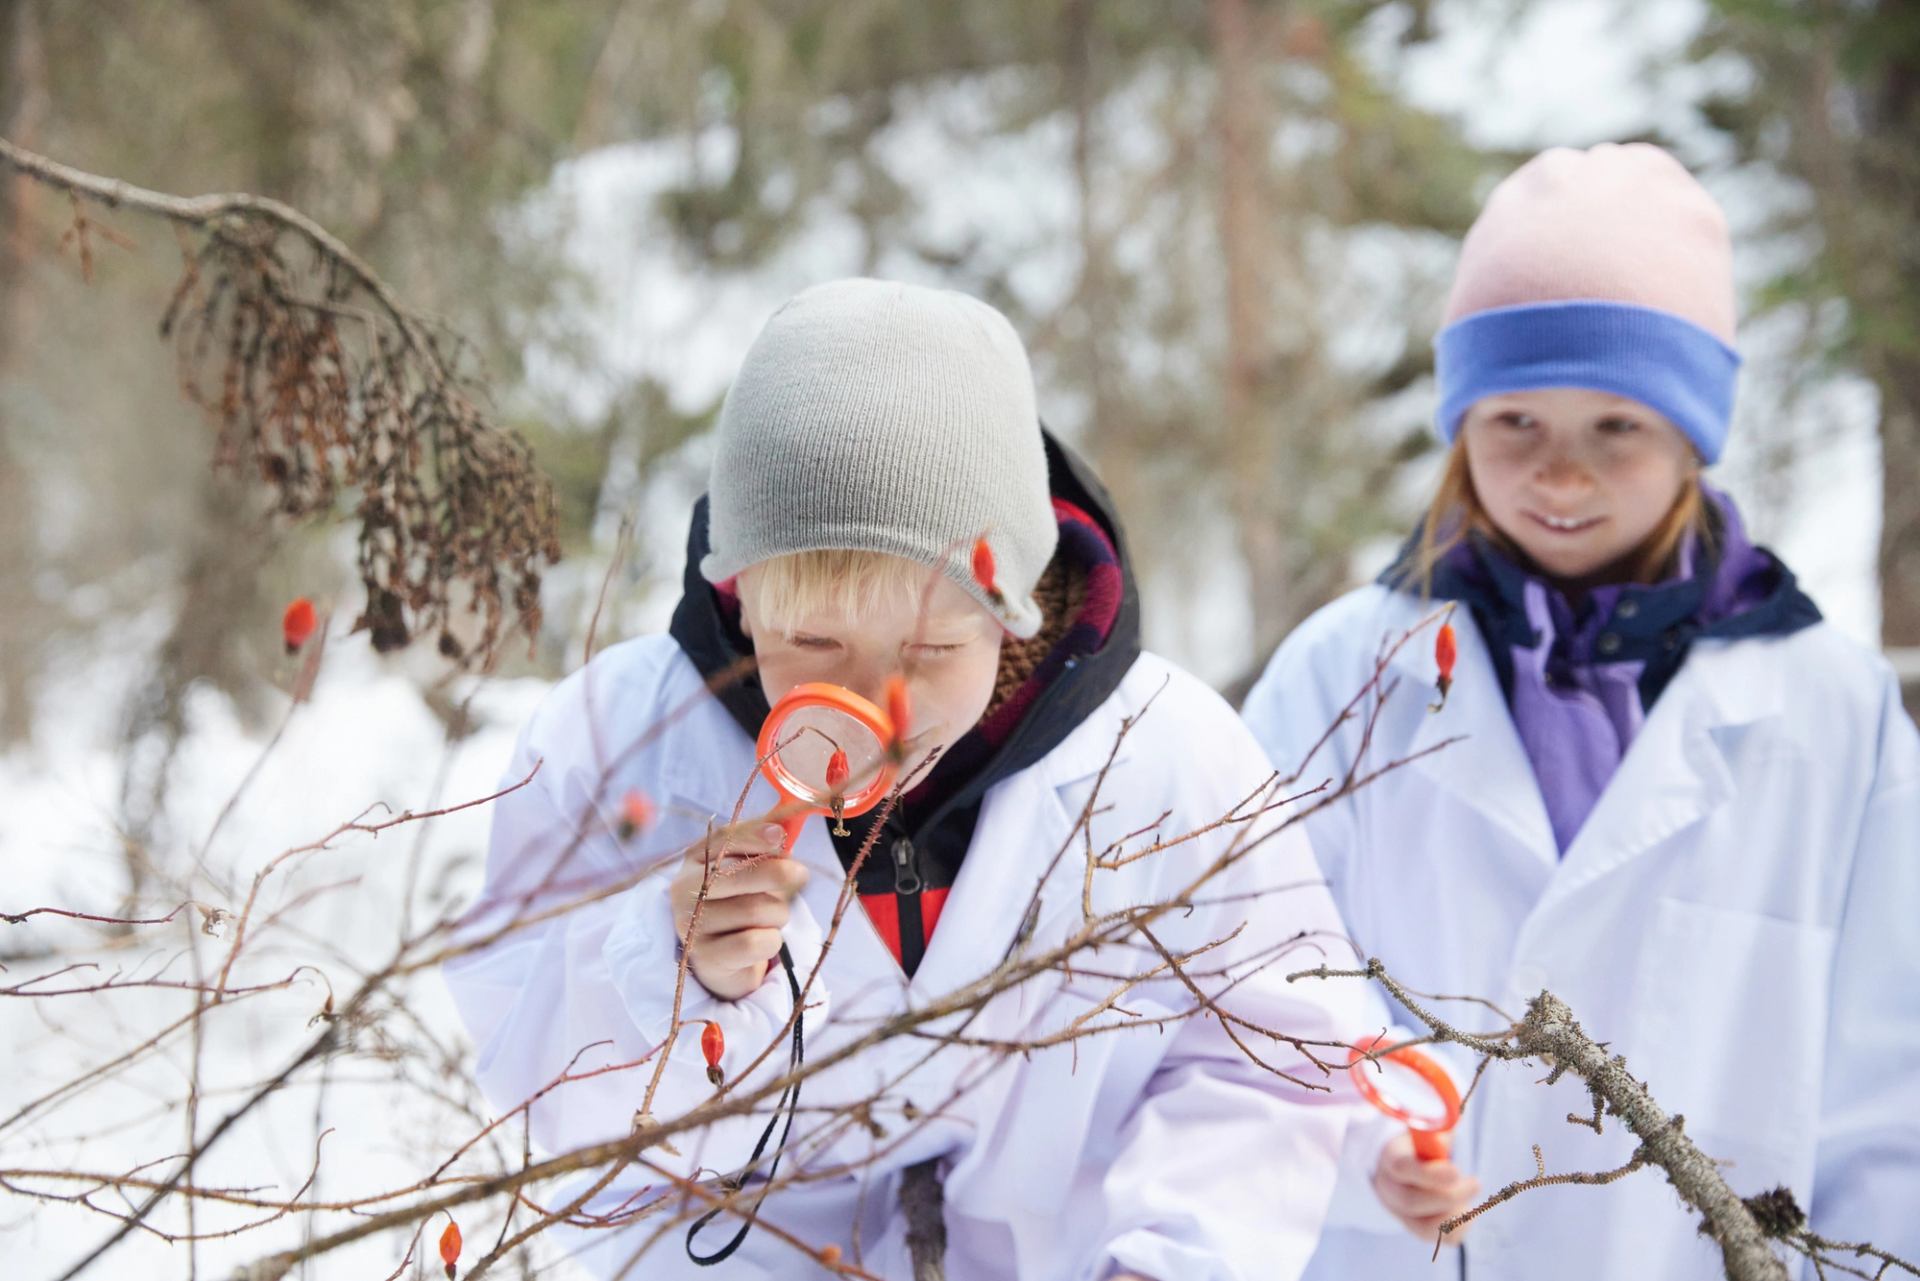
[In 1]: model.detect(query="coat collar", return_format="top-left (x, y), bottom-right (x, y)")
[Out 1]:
top-left (1383, 596), bottom-right (1786, 896)
top-left (909, 698), bottom-right (1143, 998)
top-left (1389, 601), bottom-right (1557, 860)
top-left (1538, 637), bottom-right (1784, 906)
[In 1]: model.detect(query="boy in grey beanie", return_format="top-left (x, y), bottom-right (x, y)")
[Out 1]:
top-left (446, 277), bottom-right (1368, 1281)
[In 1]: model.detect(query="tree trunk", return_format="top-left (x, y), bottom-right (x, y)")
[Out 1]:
top-left (1862, 2), bottom-right (1920, 720)
top-left (1209, 0), bottom-right (1291, 662)
top-left (1876, 361), bottom-right (1920, 720)
top-left (0, 0), bottom-right (50, 745)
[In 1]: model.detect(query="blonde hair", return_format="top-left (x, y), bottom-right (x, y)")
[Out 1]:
top-left (736, 549), bottom-right (936, 634)
top-left (1399, 437), bottom-right (1712, 597)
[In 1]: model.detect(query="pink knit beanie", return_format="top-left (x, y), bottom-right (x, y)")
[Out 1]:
top-left (1434, 143), bottom-right (1742, 462)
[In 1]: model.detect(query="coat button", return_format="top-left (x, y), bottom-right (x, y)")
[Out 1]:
top-left (1596, 631), bottom-right (1623, 657)
top-left (1615, 599), bottom-right (1640, 620)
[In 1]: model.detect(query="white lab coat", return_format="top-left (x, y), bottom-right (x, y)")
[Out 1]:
top-left (444, 634), bottom-right (1370, 1281)
top-left (1243, 584), bottom-right (1920, 1281)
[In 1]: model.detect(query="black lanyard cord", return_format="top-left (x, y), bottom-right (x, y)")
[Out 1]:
top-left (684, 942), bottom-right (805, 1266)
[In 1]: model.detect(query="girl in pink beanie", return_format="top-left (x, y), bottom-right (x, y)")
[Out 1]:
top-left (1243, 144), bottom-right (1920, 1279)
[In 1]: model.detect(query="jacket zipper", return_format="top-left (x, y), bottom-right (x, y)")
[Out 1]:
top-left (891, 837), bottom-right (927, 976)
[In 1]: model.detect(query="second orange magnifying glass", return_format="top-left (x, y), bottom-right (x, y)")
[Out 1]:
top-left (755, 682), bottom-right (898, 852)
top-left (1347, 1033), bottom-right (1463, 1162)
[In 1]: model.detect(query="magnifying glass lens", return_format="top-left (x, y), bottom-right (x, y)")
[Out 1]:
top-left (768, 703), bottom-right (888, 807)
top-left (1368, 1058), bottom-right (1455, 1129)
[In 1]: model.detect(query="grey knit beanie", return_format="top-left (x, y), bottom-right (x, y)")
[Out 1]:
top-left (701, 278), bottom-right (1057, 638)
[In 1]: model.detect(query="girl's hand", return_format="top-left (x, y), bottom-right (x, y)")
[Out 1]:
top-left (1372, 1133), bottom-right (1482, 1243)
top-left (668, 816), bottom-right (809, 1001)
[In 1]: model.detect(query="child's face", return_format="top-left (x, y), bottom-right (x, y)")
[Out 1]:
top-left (1462, 388), bottom-right (1697, 583)
top-left (739, 566), bottom-right (1004, 778)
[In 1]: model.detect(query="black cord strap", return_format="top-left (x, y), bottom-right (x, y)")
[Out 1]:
top-left (685, 942), bottom-right (805, 1266)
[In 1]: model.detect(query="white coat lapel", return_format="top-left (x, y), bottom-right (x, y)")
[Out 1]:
top-left (907, 710), bottom-right (1131, 1000)
top-left (1396, 610), bottom-right (1558, 861)
top-left (1538, 641), bottom-right (1783, 910)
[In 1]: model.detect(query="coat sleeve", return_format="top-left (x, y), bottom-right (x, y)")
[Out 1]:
top-left (1087, 678), bottom-right (1375, 1281)
top-left (1805, 672), bottom-right (1920, 1261)
top-left (1240, 602), bottom-right (1460, 1239)
top-left (441, 706), bottom-right (833, 1184)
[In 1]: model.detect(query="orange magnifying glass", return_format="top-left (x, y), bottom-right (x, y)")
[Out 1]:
top-left (755, 682), bottom-right (898, 852)
top-left (1347, 1034), bottom-right (1463, 1162)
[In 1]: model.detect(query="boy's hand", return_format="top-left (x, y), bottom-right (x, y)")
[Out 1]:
top-left (668, 817), bottom-right (809, 1001)
top-left (1373, 1133), bottom-right (1481, 1243)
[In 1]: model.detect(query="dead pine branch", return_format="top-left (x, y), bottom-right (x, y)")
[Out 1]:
top-left (0, 135), bottom-right (561, 672)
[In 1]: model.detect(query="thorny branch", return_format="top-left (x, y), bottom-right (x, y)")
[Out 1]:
top-left (0, 592), bottom-right (1451, 1279)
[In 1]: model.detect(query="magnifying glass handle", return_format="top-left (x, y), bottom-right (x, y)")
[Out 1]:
top-left (774, 807), bottom-right (809, 856)
top-left (1410, 1129), bottom-right (1451, 1162)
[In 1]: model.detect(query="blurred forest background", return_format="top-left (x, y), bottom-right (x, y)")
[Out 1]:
top-left (2, 1), bottom-right (1917, 1275)
top-left (2, 0), bottom-right (1918, 875)
top-left (5, 0), bottom-right (1918, 733)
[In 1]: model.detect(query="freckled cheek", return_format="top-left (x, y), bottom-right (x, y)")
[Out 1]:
top-left (1473, 458), bottom-right (1530, 518)
top-left (1486, 470), bottom-right (1528, 513)
top-left (1602, 457), bottom-right (1677, 521)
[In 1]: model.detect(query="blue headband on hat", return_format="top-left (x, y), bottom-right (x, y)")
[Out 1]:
top-left (1435, 301), bottom-right (1741, 463)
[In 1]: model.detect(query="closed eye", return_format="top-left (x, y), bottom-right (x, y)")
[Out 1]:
top-left (785, 634), bottom-right (841, 651)
top-left (907, 642), bottom-right (967, 657)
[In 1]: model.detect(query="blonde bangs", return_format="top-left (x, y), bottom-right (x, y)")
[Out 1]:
top-left (738, 549), bottom-right (933, 634)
